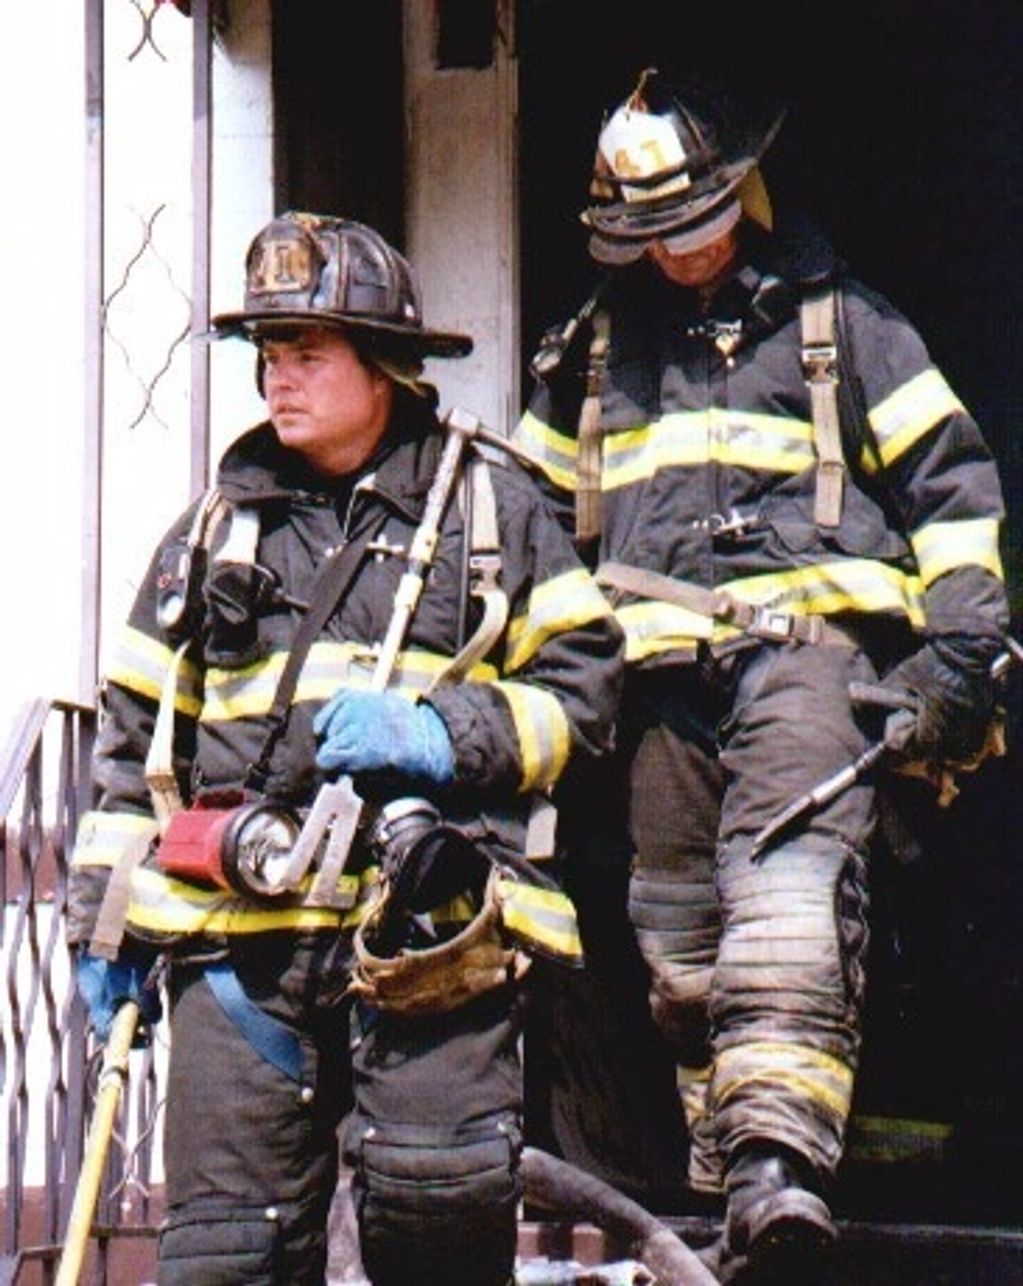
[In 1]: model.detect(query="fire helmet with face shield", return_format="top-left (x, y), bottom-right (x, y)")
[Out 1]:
top-left (211, 211), bottom-right (472, 359)
top-left (582, 68), bottom-right (786, 265)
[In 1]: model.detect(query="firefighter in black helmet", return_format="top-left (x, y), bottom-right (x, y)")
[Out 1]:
top-left (68, 212), bottom-right (624, 1286)
top-left (516, 70), bottom-right (1009, 1283)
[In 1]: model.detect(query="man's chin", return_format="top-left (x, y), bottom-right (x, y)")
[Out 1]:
top-left (272, 418), bottom-right (311, 442)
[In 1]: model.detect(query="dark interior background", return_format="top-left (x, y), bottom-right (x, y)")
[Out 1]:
top-left (275, 0), bottom-right (1023, 1224)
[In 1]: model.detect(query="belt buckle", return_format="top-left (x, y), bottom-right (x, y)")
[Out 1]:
top-left (751, 606), bottom-right (795, 641)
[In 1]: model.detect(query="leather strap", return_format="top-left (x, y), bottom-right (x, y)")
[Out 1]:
top-left (596, 560), bottom-right (858, 648)
top-left (246, 525), bottom-right (381, 792)
top-left (575, 308), bottom-right (610, 546)
top-left (801, 289), bottom-right (846, 529)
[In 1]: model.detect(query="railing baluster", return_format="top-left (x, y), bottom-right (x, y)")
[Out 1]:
top-left (1, 700), bottom-right (162, 1282)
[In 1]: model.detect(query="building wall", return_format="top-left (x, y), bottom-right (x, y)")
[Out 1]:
top-left (0, 1), bottom-right (273, 737)
top-left (1, 0), bottom-right (274, 1196)
top-left (404, 0), bottom-right (519, 433)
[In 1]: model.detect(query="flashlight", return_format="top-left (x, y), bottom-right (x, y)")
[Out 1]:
top-left (157, 799), bottom-right (301, 900)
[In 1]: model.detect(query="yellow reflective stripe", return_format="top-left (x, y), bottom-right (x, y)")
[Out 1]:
top-left (514, 411), bottom-right (579, 491)
top-left (715, 1040), bottom-right (855, 1119)
top-left (869, 368), bottom-right (963, 467)
top-left (202, 641), bottom-right (497, 721)
top-left (615, 601), bottom-right (712, 662)
top-left (496, 878), bottom-right (582, 962)
top-left (911, 517), bottom-right (1004, 587)
top-left (677, 1064), bottom-right (713, 1127)
top-left (423, 891), bottom-right (479, 925)
top-left (722, 558), bottom-right (926, 624)
top-left (613, 559), bottom-right (926, 660)
top-left (504, 568), bottom-right (614, 672)
top-left (846, 1114), bottom-right (952, 1164)
top-left (495, 680), bottom-right (571, 791)
top-left (603, 410), bottom-right (815, 491)
top-left (123, 864), bottom-right (376, 935)
top-left (71, 810), bottom-right (159, 869)
top-left (107, 626), bottom-right (202, 716)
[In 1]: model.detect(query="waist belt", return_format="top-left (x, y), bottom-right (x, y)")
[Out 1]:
top-left (596, 561), bottom-right (858, 648)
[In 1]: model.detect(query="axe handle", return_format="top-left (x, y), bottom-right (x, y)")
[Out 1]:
top-left (56, 1000), bottom-right (139, 1286)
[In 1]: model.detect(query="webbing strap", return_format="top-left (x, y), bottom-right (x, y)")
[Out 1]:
top-left (89, 823), bottom-right (159, 960)
top-left (575, 308), bottom-right (611, 545)
top-left (145, 487), bottom-right (232, 827)
top-left (801, 290), bottom-right (846, 528)
top-left (425, 454), bottom-right (508, 694)
top-left (203, 960), bottom-right (303, 1083)
top-left (145, 640), bottom-right (192, 831)
top-left (596, 560), bottom-right (857, 648)
top-left (246, 523), bottom-right (381, 792)
top-left (211, 502), bottom-right (259, 567)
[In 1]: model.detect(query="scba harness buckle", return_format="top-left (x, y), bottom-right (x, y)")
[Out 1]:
top-left (748, 606), bottom-right (802, 642)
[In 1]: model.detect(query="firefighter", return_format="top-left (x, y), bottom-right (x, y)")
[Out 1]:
top-left (514, 69), bottom-right (1009, 1283)
top-left (67, 212), bottom-right (624, 1286)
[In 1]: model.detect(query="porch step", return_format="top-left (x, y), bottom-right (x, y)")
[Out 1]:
top-left (518, 1216), bottom-right (1023, 1283)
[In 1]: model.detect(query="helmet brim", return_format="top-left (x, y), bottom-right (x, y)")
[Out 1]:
top-left (208, 309), bottom-right (473, 359)
top-left (588, 195), bottom-right (742, 265)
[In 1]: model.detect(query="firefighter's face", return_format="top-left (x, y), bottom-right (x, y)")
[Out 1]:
top-left (647, 228), bottom-right (738, 288)
top-left (261, 326), bottom-right (393, 475)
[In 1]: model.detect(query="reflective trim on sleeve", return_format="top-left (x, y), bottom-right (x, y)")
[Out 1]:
top-left (868, 368), bottom-right (964, 467)
top-left (496, 877), bottom-right (583, 964)
top-left (513, 411), bottom-right (579, 491)
top-left (504, 568), bottom-right (615, 673)
top-left (71, 809), bottom-right (160, 869)
top-left (603, 410), bottom-right (815, 491)
top-left (106, 626), bottom-right (203, 716)
top-left (910, 516), bottom-right (1004, 587)
top-left (494, 680), bottom-right (572, 791)
top-left (201, 641), bottom-right (497, 722)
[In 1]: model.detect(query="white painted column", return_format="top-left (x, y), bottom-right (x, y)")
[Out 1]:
top-left (403, 0), bottom-right (519, 435)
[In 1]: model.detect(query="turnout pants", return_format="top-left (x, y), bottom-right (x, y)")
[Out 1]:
top-left (159, 935), bottom-right (352, 1286)
top-left (344, 984), bottom-right (526, 1286)
top-left (626, 641), bottom-right (879, 1188)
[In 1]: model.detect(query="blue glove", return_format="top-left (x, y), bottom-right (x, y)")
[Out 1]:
top-left (313, 689), bottom-right (455, 784)
top-left (75, 950), bottom-right (162, 1044)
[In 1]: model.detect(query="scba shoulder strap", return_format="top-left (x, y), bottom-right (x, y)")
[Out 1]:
top-left (800, 288), bottom-right (846, 529)
top-left (147, 487), bottom-right (239, 826)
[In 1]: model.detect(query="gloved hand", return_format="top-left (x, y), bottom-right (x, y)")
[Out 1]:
top-left (850, 632), bottom-right (1001, 763)
top-left (75, 949), bottom-right (162, 1044)
top-left (313, 689), bottom-right (455, 784)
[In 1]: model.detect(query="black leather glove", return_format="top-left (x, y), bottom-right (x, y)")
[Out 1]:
top-left (850, 632), bottom-right (1001, 763)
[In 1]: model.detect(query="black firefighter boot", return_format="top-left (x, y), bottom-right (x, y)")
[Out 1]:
top-left (717, 1143), bottom-right (837, 1284)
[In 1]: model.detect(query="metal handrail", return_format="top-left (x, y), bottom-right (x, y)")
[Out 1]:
top-left (1, 698), bottom-right (164, 1285)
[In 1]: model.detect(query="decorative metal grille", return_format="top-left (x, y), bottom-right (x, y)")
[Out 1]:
top-left (1, 700), bottom-right (165, 1284)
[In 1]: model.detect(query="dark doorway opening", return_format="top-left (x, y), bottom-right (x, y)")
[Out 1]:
top-left (271, 0), bottom-right (405, 250)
